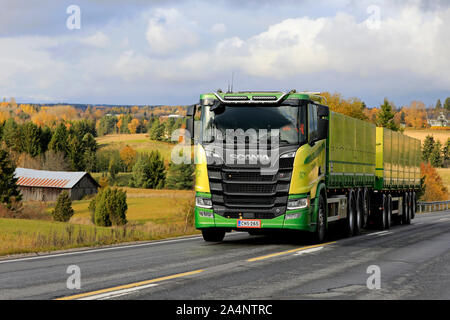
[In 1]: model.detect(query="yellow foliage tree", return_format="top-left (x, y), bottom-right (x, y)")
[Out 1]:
top-left (128, 118), bottom-right (140, 134)
top-left (120, 145), bottom-right (137, 172)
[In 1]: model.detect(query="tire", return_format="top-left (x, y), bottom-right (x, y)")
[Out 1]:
top-left (202, 229), bottom-right (225, 242)
top-left (313, 193), bottom-right (327, 243)
top-left (411, 192), bottom-right (416, 220)
top-left (354, 189), bottom-right (363, 235)
top-left (344, 190), bottom-right (356, 237)
top-left (362, 188), bottom-right (370, 229)
top-left (379, 194), bottom-right (388, 230)
top-left (386, 194), bottom-right (392, 229)
top-left (403, 192), bottom-right (411, 225)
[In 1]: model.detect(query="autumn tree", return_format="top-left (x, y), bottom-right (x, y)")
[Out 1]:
top-left (420, 163), bottom-right (449, 201)
top-left (128, 118), bottom-right (140, 134)
top-left (320, 92), bottom-right (367, 120)
top-left (119, 145), bottom-right (137, 172)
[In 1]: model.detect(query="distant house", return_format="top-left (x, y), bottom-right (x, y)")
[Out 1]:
top-left (14, 168), bottom-right (99, 201)
top-left (427, 112), bottom-right (448, 127)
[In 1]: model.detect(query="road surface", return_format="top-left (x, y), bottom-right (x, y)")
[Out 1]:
top-left (0, 210), bottom-right (449, 300)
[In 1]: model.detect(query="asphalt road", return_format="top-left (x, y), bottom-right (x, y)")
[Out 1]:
top-left (0, 210), bottom-right (449, 300)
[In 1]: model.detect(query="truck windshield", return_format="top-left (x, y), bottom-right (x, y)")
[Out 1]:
top-left (201, 104), bottom-right (306, 145)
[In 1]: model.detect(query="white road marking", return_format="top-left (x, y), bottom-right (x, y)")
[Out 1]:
top-left (0, 233), bottom-right (244, 264)
top-left (366, 230), bottom-right (394, 237)
top-left (293, 246), bottom-right (323, 256)
top-left (79, 283), bottom-right (159, 300)
top-left (438, 218), bottom-right (450, 222)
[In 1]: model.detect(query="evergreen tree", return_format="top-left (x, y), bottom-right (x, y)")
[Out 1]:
top-left (166, 163), bottom-right (194, 190)
top-left (444, 97), bottom-right (450, 111)
top-left (52, 191), bottom-right (74, 222)
top-left (443, 138), bottom-right (450, 164)
top-left (430, 141), bottom-right (443, 167)
top-left (20, 122), bottom-right (41, 157)
top-left (0, 148), bottom-right (21, 208)
top-left (49, 123), bottom-right (68, 154)
top-left (130, 151), bottom-right (166, 188)
top-left (82, 132), bottom-right (97, 153)
top-left (67, 134), bottom-right (85, 171)
top-left (149, 118), bottom-right (164, 141)
top-left (92, 187), bottom-right (127, 226)
top-left (435, 99), bottom-right (442, 109)
top-left (2, 118), bottom-right (21, 151)
top-left (422, 135), bottom-right (435, 162)
top-left (376, 99), bottom-right (399, 131)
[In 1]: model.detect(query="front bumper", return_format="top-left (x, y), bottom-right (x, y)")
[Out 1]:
top-left (194, 206), bottom-right (313, 232)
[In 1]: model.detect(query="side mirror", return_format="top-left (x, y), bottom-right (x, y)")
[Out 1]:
top-left (317, 105), bottom-right (329, 141)
top-left (185, 104), bottom-right (197, 143)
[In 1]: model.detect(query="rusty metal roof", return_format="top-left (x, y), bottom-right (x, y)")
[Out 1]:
top-left (14, 168), bottom-right (91, 189)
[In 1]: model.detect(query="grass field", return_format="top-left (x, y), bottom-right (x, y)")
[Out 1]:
top-left (404, 129), bottom-right (449, 144)
top-left (436, 168), bottom-right (450, 192)
top-left (0, 188), bottom-right (197, 257)
top-left (96, 133), bottom-right (175, 163)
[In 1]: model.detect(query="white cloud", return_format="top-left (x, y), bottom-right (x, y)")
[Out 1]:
top-left (211, 23), bottom-right (226, 35)
top-left (145, 8), bottom-right (199, 55)
top-left (80, 31), bottom-right (110, 48)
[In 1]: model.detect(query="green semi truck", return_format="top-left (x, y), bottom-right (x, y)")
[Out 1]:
top-left (186, 90), bottom-right (421, 242)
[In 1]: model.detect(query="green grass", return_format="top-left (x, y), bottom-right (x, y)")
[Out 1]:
top-left (96, 133), bottom-right (175, 162)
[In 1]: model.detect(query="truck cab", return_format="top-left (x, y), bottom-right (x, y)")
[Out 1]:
top-left (186, 90), bottom-right (329, 242)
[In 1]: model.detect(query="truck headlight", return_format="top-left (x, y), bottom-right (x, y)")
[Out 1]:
top-left (196, 197), bottom-right (213, 209)
top-left (287, 197), bottom-right (309, 210)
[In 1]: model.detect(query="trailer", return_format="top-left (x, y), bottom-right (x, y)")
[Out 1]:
top-left (186, 91), bottom-right (421, 242)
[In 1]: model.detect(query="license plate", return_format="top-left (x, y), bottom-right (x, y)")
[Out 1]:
top-left (237, 219), bottom-right (261, 228)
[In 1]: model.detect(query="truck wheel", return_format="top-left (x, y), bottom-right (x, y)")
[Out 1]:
top-left (344, 190), bottom-right (356, 237)
top-left (379, 194), bottom-right (388, 230)
top-left (403, 192), bottom-right (411, 225)
top-left (386, 194), bottom-right (392, 229)
top-left (313, 193), bottom-right (327, 243)
top-left (411, 192), bottom-right (416, 220)
top-left (201, 229), bottom-right (225, 242)
top-left (362, 188), bottom-right (370, 229)
top-left (354, 189), bottom-right (363, 235)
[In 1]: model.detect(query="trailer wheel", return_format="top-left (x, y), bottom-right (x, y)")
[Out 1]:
top-left (386, 194), bottom-right (392, 229)
top-left (354, 189), bottom-right (363, 235)
top-left (403, 192), bottom-right (411, 225)
top-left (362, 188), bottom-right (370, 229)
top-left (201, 229), bottom-right (225, 242)
top-left (344, 190), bottom-right (356, 237)
top-left (313, 193), bottom-right (327, 243)
top-left (411, 192), bottom-right (416, 220)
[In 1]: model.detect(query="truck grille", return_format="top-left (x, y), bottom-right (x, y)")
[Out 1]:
top-left (207, 157), bottom-right (293, 219)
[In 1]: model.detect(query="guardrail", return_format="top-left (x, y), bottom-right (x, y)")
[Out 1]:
top-left (417, 200), bottom-right (450, 213)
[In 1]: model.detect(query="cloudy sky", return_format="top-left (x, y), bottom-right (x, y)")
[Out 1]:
top-left (1, 0), bottom-right (449, 107)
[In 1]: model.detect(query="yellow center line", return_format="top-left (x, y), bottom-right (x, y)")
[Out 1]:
top-left (55, 269), bottom-right (204, 300)
top-left (247, 241), bottom-right (336, 262)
